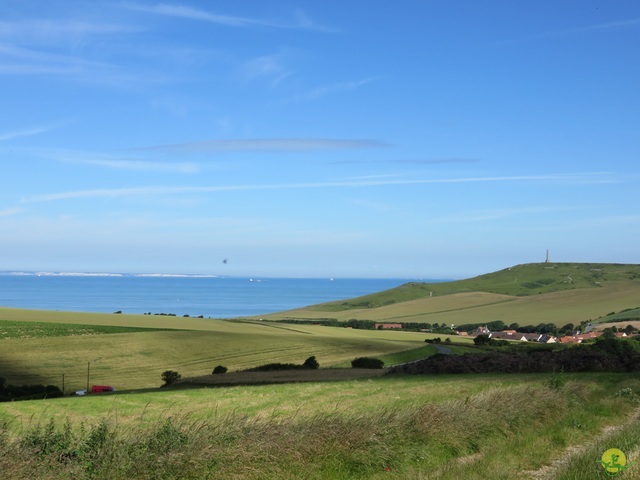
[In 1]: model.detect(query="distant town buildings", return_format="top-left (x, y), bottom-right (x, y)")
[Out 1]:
top-left (464, 324), bottom-right (633, 344)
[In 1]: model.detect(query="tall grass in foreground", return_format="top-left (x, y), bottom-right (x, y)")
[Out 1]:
top-left (1, 379), bottom-right (640, 479)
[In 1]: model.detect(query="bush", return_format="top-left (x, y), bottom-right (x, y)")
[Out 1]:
top-left (474, 334), bottom-right (491, 345)
top-left (303, 356), bottom-right (320, 369)
top-left (212, 365), bottom-right (228, 375)
top-left (244, 357), bottom-right (322, 372)
top-left (161, 370), bottom-right (182, 386)
top-left (0, 383), bottom-right (63, 402)
top-left (243, 363), bottom-right (302, 372)
top-left (351, 357), bottom-right (385, 369)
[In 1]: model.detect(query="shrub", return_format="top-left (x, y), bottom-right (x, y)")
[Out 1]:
top-left (474, 334), bottom-right (491, 345)
top-left (351, 357), bottom-right (385, 369)
top-left (244, 357), bottom-right (322, 372)
top-left (212, 365), bottom-right (228, 375)
top-left (303, 356), bottom-right (320, 369)
top-left (0, 383), bottom-right (63, 402)
top-left (161, 370), bottom-right (182, 386)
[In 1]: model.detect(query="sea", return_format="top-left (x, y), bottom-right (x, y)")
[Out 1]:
top-left (0, 273), bottom-right (431, 318)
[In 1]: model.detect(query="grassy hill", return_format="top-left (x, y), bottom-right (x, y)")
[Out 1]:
top-left (2, 261), bottom-right (639, 390)
top-left (316, 262), bottom-right (640, 307)
top-left (2, 265), bottom-right (640, 478)
top-left (0, 308), bottom-right (435, 390)
top-left (260, 262), bottom-right (640, 327)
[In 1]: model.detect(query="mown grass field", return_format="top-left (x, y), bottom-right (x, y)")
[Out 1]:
top-left (0, 319), bottom-right (178, 339)
top-left (0, 307), bottom-right (446, 391)
top-left (260, 263), bottom-right (640, 328)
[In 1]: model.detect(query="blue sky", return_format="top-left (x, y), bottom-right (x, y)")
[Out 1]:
top-left (1, 1), bottom-right (639, 278)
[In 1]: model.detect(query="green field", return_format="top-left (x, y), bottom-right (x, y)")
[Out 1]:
top-left (260, 262), bottom-right (640, 328)
top-left (2, 372), bottom-right (640, 479)
top-left (0, 307), bottom-right (440, 391)
top-left (3, 261), bottom-right (640, 392)
top-left (0, 319), bottom-right (179, 339)
top-left (3, 263), bottom-right (640, 478)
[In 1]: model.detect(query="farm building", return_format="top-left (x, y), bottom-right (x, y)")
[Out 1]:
top-left (375, 323), bottom-right (403, 330)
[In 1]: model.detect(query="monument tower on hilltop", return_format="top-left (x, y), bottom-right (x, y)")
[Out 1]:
top-left (545, 249), bottom-right (550, 263)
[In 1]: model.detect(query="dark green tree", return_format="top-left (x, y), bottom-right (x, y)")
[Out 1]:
top-left (351, 357), bottom-right (384, 369)
top-left (474, 334), bottom-right (491, 346)
top-left (561, 323), bottom-right (575, 333)
top-left (161, 370), bottom-right (182, 386)
top-left (303, 356), bottom-right (320, 369)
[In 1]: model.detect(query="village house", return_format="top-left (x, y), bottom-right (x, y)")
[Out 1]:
top-left (474, 325), bottom-right (491, 336)
top-left (559, 331), bottom-right (604, 344)
top-left (538, 334), bottom-right (557, 344)
top-left (489, 331), bottom-right (527, 341)
top-left (375, 323), bottom-right (403, 330)
top-left (522, 333), bottom-right (543, 342)
top-left (489, 331), bottom-right (558, 343)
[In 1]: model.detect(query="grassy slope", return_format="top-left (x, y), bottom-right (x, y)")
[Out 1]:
top-left (2, 373), bottom-right (639, 479)
top-left (0, 309), bottom-right (431, 390)
top-left (260, 262), bottom-right (640, 327)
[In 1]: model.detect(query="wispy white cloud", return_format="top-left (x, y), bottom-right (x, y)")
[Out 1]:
top-left (126, 3), bottom-right (274, 28)
top-left (330, 157), bottom-right (478, 166)
top-left (0, 207), bottom-right (23, 217)
top-left (548, 16), bottom-right (640, 36)
top-left (546, 213), bottom-right (640, 231)
top-left (339, 173), bottom-right (405, 181)
top-left (21, 172), bottom-right (613, 204)
top-left (0, 125), bottom-right (53, 141)
top-left (0, 41), bottom-right (176, 85)
top-left (124, 3), bottom-right (334, 31)
top-left (240, 52), bottom-right (295, 87)
top-left (15, 147), bottom-right (202, 173)
top-left (76, 159), bottom-right (200, 173)
top-left (279, 78), bottom-right (376, 104)
top-left (0, 20), bottom-right (137, 42)
top-left (431, 205), bottom-right (593, 224)
top-left (498, 16), bottom-right (640, 45)
top-left (42, 149), bottom-right (201, 173)
top-left (0, 43), bottom-right (114, 75)
top-left (134, 138), bottom-right (389, 153)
